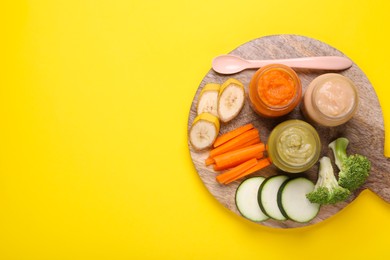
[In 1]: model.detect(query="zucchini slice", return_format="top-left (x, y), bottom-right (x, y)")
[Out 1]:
top-left (258, 175), bottom-right (289, 221)
top-left (277, 177), bottom-right (320, 223)
top-left (235, 177), bottom-right (269, 222)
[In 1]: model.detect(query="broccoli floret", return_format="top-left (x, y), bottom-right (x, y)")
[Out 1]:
top-left (329, 137), bottom-right (371, 192)
top-left (306, 156), bottom-right (351, 205)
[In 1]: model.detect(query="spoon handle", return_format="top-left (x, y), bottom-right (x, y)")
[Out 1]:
top-left (247, 56), bottom-right (352, 70)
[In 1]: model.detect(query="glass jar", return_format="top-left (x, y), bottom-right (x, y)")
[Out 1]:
top-left (248, 64), bottom-right (302, 118)
top-left (301, 73), bottom-right (359, 127)
top-left (267, 119), bottom-right (321, 173)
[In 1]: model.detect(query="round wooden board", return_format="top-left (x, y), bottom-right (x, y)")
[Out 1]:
top-left (187, 35), bottom-right (389, 228)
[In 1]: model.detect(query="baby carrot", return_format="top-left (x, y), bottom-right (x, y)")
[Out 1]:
top-left (213, 123), bottom-right (254, 148)
top-left (205, 157), bottom-right (215, 166)
top-left (205, 136), bottom-right (261, 167)
top-left (216, 158), bottom-right (258, 184)
top-left (213, 152), bottom-right (264, 171)
top-left (209, 128), bottom-right (259, 158)
top-left (223, 158), bottom-right (271, 184)
top-left (213, 143), bottom-right (266, 170)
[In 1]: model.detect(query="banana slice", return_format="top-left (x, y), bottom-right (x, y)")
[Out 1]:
top-left (218, 78), bottom-right (245, 123)
top-left (189, 113), bottom-right (220, 151)
top-left (197, 83), bottom-right (220, 117)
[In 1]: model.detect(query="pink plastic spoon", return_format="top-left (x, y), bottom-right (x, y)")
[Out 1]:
top-left (212, 54), bottom-right (353, 74)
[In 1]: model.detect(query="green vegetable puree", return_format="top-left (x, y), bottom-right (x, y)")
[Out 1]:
top-left (276, 126), bottom-right (316, 166)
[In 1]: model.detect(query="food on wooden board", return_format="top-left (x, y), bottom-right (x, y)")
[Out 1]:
top-left (258, 175), bottom-right (289, 221)
top-left (208, 128), bottom-right (260, 159)
top-left (277, 177), bottom-right (320, 223)
top-left (301, 74), bottom-right (359, 127)
top-left (212, 143), bottom-right (266, 170)
top-left (196, 83), bottom-right (220, 117)
top-left (217, 78), bottom-right (245, 123)
top-left (213, 123), bottom-right (254, 148)
top-left (217, 158), bottom-right (271, 185)
top-left (234, 175), bottom-right (320, 223)
top-left (223, 158), bottom-right (271, 185)
top-left (267, 119), bottom-right (321, 173)
top-left (189, 56), bottom-right (370, 225)
top-left (216, 158), bottom-right (258, 184)
top-left (235, 177), bottom-right (269, 222)
top-left (329, 137), bottom-right (371, 192)
top-left (306, 156), bottom-right (350, 205)
top-left (201, 123), bottom-right (271, 184)
top-left (248, 64), bottom-right (302, 118)
top-left (189, 113), bottom-right (220, 151)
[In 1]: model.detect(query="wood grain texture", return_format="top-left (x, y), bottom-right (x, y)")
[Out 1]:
top-left (187, 35), bottom-right (389, 228)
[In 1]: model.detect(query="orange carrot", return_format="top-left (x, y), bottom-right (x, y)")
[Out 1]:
top-left (209, 128), bottom-right (260, 158)
top-left (223, 158), bottom-right (271, 184)
top-left (206, 137), bottom-right (261, 167)
top-left (213, 123), bottom-right (254, 148)
top-left (213, 152), bottom-right (264, 171)
top-left (205, 157), bottom-right (215, 166)
top-left (213, 143), bottom-right (266, 170)
top-left (236, 136), bottom-right (261, 149)
top-left (216, 158), bottom-right (258, 184)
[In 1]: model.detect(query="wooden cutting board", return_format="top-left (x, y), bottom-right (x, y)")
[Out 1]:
top-left (187, 34), bottom-right (389, 228)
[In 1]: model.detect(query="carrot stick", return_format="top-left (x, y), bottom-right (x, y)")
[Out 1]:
top-left (206, 136), bottom-right (261, 167)
top-left (213, 123), bottom-right (254, 148)
top-left (223, 158), bottom-right (271, 184)
top-left (213, 143), bottom-right (266, 170)
top-left (209, 128), bottom-right (260, 158)
top-left (216, 158), bottom-right (258, 184)
top-left (205, 157), bottom-right (215, 166)
top-left (213, 152), bottom-right (264, 171)
top-left (236, 136), bottom-right (261, 149)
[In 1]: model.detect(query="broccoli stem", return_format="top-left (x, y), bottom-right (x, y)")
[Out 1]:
top-left (328, 137), bottom-right (349, 170)
top-left (315, 157), bottom-right (338, 190)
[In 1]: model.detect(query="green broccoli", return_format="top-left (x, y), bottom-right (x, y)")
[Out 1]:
top-left (306, 156), bottom-right (351, 204)
top-left (329, 137), bottom-right (371, 192)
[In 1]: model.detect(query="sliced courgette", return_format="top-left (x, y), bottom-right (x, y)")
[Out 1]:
top-left (277, 177), bottom-right (320, 223)
top-left (258, 175), bottom-right (289, 221)
top-left (235, 177), bottom-right (269, 222)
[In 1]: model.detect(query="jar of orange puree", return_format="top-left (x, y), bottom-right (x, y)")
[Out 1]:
top-left (248, 64), bottom-right (302, 117)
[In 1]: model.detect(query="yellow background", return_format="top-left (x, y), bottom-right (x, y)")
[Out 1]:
top-left (1, 0), bottom-right (390, 259)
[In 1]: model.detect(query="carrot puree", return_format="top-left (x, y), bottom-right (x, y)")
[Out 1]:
top-left (248, 64), bottom-right (301, 118)
top-left (257, 69), bottom-right (296, 107)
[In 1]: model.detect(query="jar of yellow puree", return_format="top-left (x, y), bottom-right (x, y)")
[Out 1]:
top-left (267, 120), bottom-right (321, 173)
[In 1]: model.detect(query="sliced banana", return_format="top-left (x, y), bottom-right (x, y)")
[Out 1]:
top-left (218, 78), bottom-right (245, 123)
top-left (189, 113), bottom-right (220, 151)
top-left (197, 83), bottom-right (220, 117)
